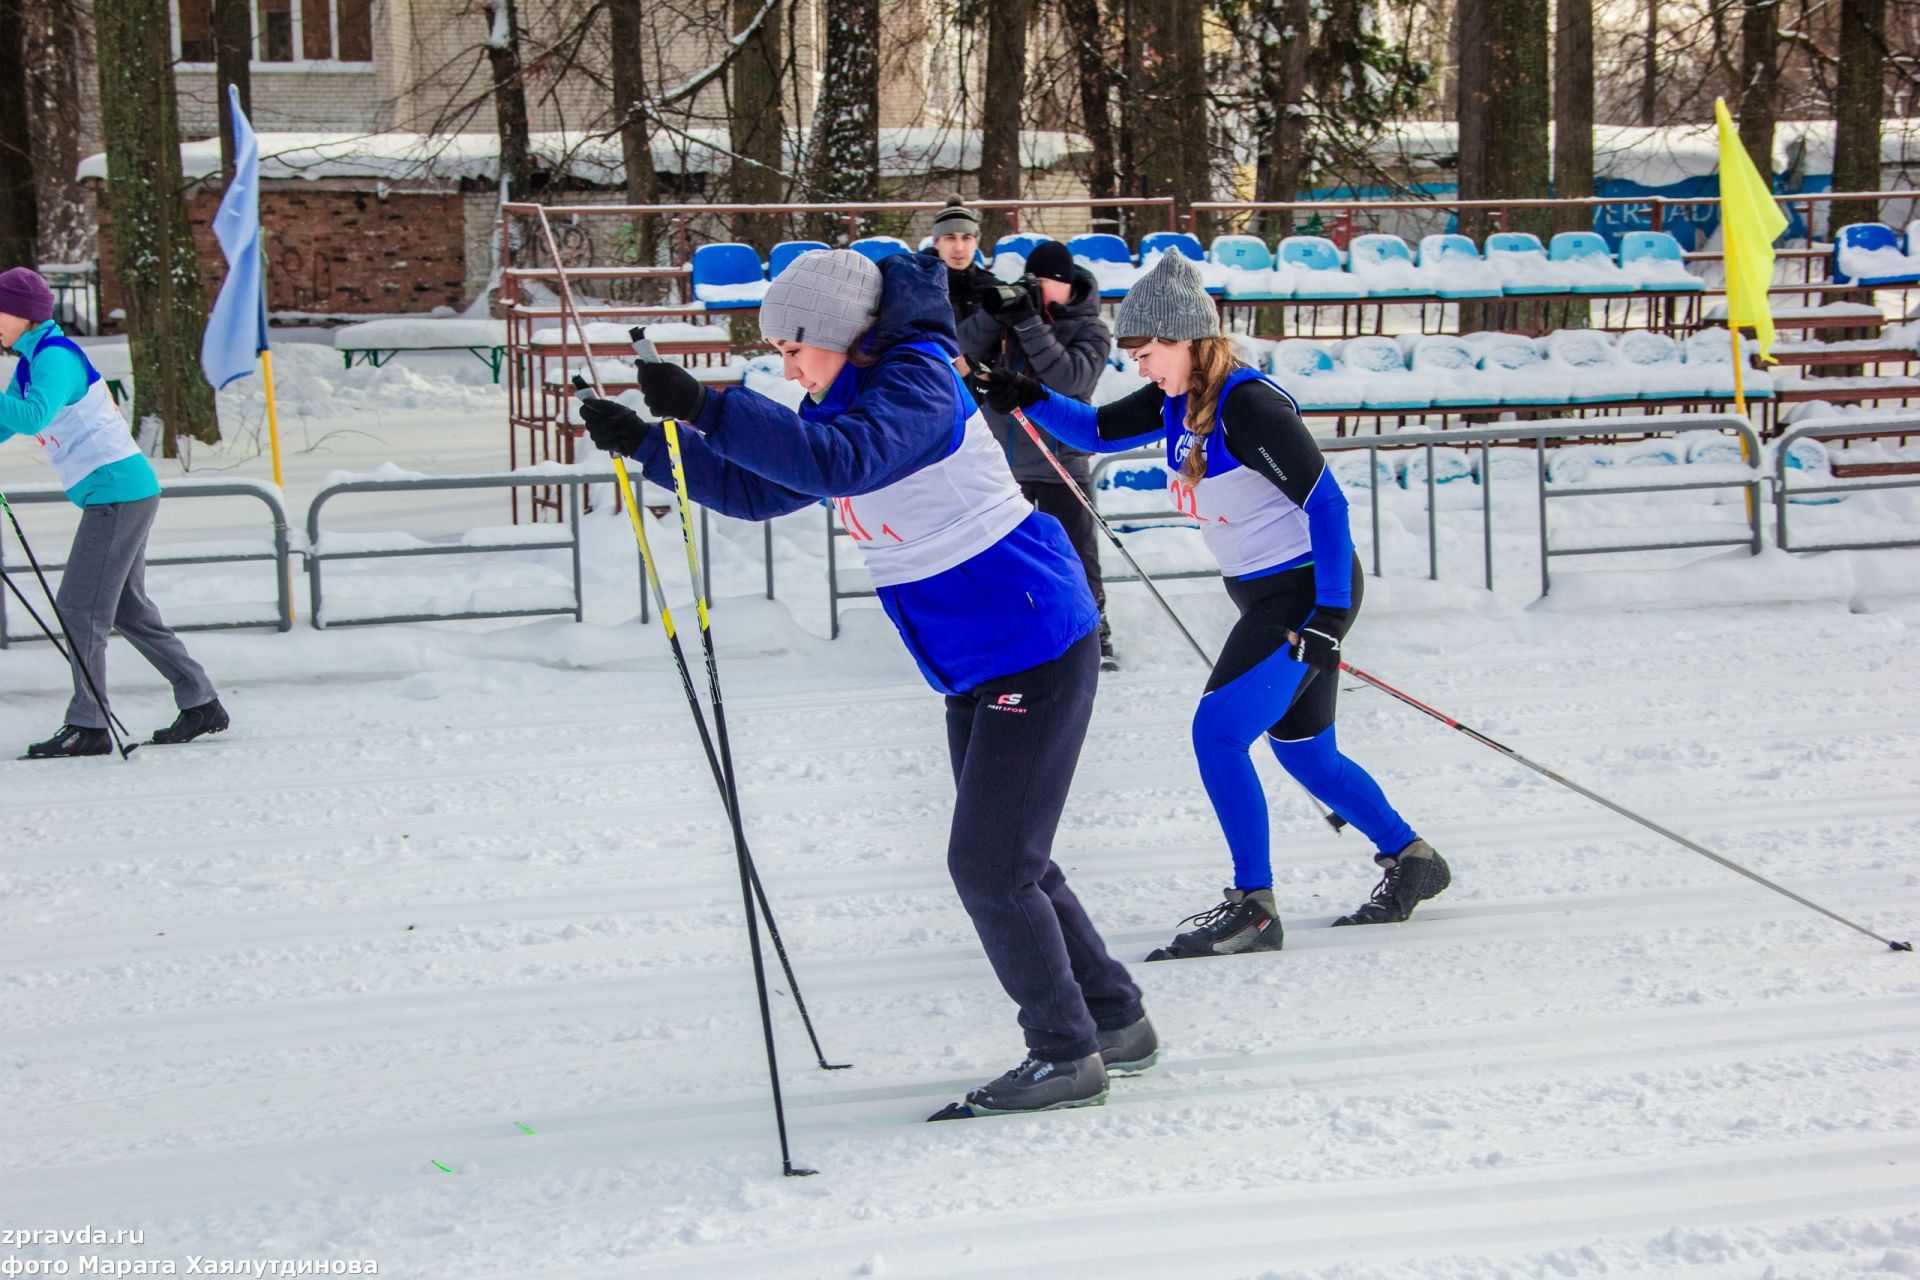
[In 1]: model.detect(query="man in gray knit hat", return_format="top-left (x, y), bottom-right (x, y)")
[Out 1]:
top-left (922, 196), bottom-right (996, 341)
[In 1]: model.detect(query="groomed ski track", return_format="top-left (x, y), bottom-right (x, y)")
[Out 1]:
top-left (3, 591), bottom-right (1917, 1278)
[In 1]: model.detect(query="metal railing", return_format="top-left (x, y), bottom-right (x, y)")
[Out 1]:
top-left (1083, 414), bottom-right (1763, 600)
top-left (1774, 416), bottom-right (1920, 553)
top-left (0, 478), bottom-right (291, 647)
top-left (305, 469), bottom-right (638, 629)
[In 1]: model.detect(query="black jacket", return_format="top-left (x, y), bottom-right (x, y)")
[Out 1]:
top-left (957, 265), bottom-right (1112, 484)
top-left (919, 249), bottom-right (1000, 328)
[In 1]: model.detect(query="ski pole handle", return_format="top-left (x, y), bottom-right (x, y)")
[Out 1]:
top-left (571, 373), bottom-right (594, 403)
top-left (628, 326), bottom-right (661, 364)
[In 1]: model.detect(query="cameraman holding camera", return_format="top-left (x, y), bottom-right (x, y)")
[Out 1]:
top-left (958, 240), bottom-right (1118, 670)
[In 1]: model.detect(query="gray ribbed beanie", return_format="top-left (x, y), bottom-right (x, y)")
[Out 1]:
top-left (1115, 249), bottom-right (1220, 341)
top-left (759, 249), bottom-right (882, 353)
top-left (931, 196), bottom-right (980, 238)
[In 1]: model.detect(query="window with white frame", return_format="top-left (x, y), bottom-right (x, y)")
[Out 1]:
top-left (174, 0), bottom-right (373, 66)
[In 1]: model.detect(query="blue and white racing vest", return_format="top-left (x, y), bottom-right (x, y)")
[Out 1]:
top-left (8, 336), bottom-right (140, 490)
top-left (828, 342), bottom-right (1034, 588)
top-left (1164, 366), bottom-right (1313, 578)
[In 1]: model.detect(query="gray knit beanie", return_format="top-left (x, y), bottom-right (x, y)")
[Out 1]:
top-left (1115, 249), bottom-right (1220, 341)
top-left (758, 249), bottom-right (882, 353)
top-left (930, 196), bottom-right (979, 238)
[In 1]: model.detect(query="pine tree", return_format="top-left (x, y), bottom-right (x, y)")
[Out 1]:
top-left (729, 0), bottom-right (785, 252)
top-left (807, 0), bottom-right (880, 240)
top-left (95, 0), bottom-right (219, 451)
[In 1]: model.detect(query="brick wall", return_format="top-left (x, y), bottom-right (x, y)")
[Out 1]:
top-left (95, 181), bottom-right (472, 324)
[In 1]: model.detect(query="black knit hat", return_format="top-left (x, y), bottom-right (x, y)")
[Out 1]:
top-left (1025, 240), bottom-right (1074, 284)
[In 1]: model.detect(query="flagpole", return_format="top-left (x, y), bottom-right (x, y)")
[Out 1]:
top-left (260, 346), bottom-right (285, 490)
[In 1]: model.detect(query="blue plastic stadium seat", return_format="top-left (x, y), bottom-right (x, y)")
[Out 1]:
top-left (1547, 231), bottom-right (1628, 294)
top-left (1279, 235), bottom-right (1366, 299)
top-left (1346, 233), bottom-right (1425, 298)
top-left (1137, 231), bottom-right (1206, 263)
top-left (1484, 232), bottom-right (1562, 295)
top-left (1336, 336), bottom-right (1429, 409)
top-left (1067, 233), bottom-right (1133, 265)
top-left (1617, 231), bottom-right (1705, 292)
top-left (1833, 222), bottom-right (1920, 286)
top-left (690, 242), bottom-right (768, 309)
top-left (768, 240), bottom-right (830, 279)
top-left (849, 236), bottom-right (911, 263)
top-left (1209, 234), bottom-right (1286, 300)
top-left (1416, 234), bottom-right (1503, 298)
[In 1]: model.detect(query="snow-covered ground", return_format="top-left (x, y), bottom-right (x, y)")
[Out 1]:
top-left (3, 344), bottom-right (1919, 1279)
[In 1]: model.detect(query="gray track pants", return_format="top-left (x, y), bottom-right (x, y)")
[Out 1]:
top-left (56, 497), bottom-right (216, 729)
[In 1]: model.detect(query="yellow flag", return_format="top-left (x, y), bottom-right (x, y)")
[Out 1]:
top-left (1714, 97), bottom-right (1789, 361)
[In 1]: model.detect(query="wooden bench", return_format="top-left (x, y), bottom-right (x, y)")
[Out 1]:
top-left (333, 319), bottom-right (511, 383)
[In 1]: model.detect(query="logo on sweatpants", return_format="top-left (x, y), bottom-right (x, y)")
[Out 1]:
top-left (989, 692), bottom-right (1027, 714)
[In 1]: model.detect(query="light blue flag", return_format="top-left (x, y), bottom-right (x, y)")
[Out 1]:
top-left (200, 84), bottom-right (268, 389)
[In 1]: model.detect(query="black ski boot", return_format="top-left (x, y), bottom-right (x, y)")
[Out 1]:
top-left (1097, 1015), bottom-right (1160, 1077)
top-left (928, 1053), bottom-right (1109, 1120)
top-left (24, 724), bottom-right (112, 759)
top-left (1146, 888), bottom-right (1284, 961)
top-left (152, 698), bottom-right (229, 745)
top-left (1333, 839), bottom-right (1452, 926)
top-left (1099, 633), bottom-right (1120, 674)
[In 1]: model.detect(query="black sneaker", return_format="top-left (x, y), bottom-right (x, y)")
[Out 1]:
top-left (1097, 1016), bottom-right (1160, 1076)
top-left (929, 1052), bottom-right (1109, 1120)
top-left (1099, 626), bottom-right (1119, 673)
top-left (1333, 839), bottom-right (1452, 926)
top-left (24, 724), bottom-right (112, 759)
top-left (152, 698), bottom-right (229, 745)
top-left (1146, 888), bottom-right (1284, 961)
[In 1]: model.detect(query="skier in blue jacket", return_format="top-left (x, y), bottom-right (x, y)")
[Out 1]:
top-left (981, 250), bottom-right (1454, 959)
top-left (578, 249), bottom-right (1153, 1118)
top-left (0, 268), bottom-right (226, 758)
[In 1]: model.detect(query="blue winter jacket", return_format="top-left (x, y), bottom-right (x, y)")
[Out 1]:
top-left (628, 253), bottom-right (1097, 693)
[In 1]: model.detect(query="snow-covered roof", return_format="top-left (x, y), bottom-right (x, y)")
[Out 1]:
top-left (1365, 120), bottom-right (1920, 187)
top-left (76, 127), bottom-right (1089, 185)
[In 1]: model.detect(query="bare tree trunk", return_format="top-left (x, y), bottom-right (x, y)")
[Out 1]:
top-left (1457, 0), bottom-right (1548, 327)
top-left (1640, 0), bottom-right (1658, 126)
top-left (979, 0), bottom-right (1032, 246)
top-left (609, 0), bottom-right (663, 299)
top-left (485, 0), bottom-right (533, 201)
top-left (0, 0), bottom-right (38, 267)
top-left (807, 0), bottom-right (880, 239)
top-left (1736, 0), bottom-right (1777, 183)
top-left (1061, 0), bottom-right (1117, 232)
top-left (213, 0), bottom-right (251, 183)
top-left (730, 0), bottom-right (785, 252)
top-left (96, 0), bottom-right (219, 450)
top-left (1831, 0), bottom-right (1886, 234)
top-left (1132, 0), bottom-right (1208, 231)
top-left (1553, 0), bottom-right (1593, 234)
top-left (21, 0), bottom-right (90, 265)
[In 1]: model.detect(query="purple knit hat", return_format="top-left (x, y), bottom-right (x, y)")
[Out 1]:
top-left (0, 268), bottom-right (54, 324)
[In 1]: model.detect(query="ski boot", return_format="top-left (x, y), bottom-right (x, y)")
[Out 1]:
top-left (1097, 1015), bottom-right (1160, 1077)
top-left (928, 1053), bottom-right (1109, 1120)
top-left (23, 724), bottom-right (112, 759)
top-left (152, 698), bottom-right (229, 745)
top-left (1333, 839), bottom-right (1452, 926)
top-left (1146, 888), bottom-right (1284, 961)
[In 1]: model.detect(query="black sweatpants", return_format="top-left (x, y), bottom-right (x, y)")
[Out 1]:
top-left (1021, 479), bottom-right (1109, 648)
top-left (944, 630), bottom-right (1141, 1062)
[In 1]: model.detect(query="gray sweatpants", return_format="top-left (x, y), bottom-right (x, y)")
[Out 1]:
top-left (56, 497), bottom-right (216, 729)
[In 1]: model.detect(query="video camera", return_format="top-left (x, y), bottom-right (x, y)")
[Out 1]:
top-left (982, 274), bottom-right (1041, 314)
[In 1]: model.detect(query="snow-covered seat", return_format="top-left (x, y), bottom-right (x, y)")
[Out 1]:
top-left (1416, 234), bottom-right (1504, 298)
top-left (1209, 235), bottom-right (1291, 300)
top-left (848, 236), bottom-right (911, 264)
top-left (1485, 232), bottom-right (1568, 295)
top-left (1138, 232), bottom-right (1224, 295)
top-left (1543, 329), bottom-right (1639, 402)
top-left (1833, 222), bottom-right (1920, 287)
top-left (1334, 336), bottom-right (1430, 409)
top-left (1616, 330), bottom-right (1704, 400)
top-left (1400, 446), bottom-right (1475, 489)
top-left (1685, 327), bottom-right (1775, 399)
top-left (1549, 232), bottom-right (1633, 293)
top-left (1347, 234), bottom-right (1427, 298)
top-left (1406, 335), bottom-right (1486, 407)
top-left (1618, 231), bottom-right (1705, 292)
top-left (990, 234), bottom-right (1048, 281)
top-left (1468, 332), bottom-right (1565, 404)
top-left (1069, 233), bottom-right (1137, 298)
top-left (769, 240), bottom-right (830, 278)
top-left (1329, 449), bottom-right (1397, 493)
top-left (690, 242), bottom-right (768, 309)
top-left (1279, 235), bottom-right (1366, 299)
top-left (1269, 340), bottom-right (1366, 411)
top-left (334, 319), bottom-right (510, 381)
top-left (1546, 444), bottom-right (1615, 484)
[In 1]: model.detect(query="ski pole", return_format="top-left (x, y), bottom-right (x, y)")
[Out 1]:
top-left (624, 327), bottom-right (848, 1076)
top-left (0, 564), bottom-right (135, 740)
top-left (1319, 649), bottom-right (1913, 953)
top-left (1000, 400), bottom-right (1345, 834)
top-left (0, 491), bottom-right (137, 758)
top-left (529, 209), bottom-right (815, 1178)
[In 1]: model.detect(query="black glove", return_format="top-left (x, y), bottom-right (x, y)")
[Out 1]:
top-left (981, 281), bottom-right (1038, 327)
top-left (980, 365), bottom-right (1048, 415)
top-left (1289, 606), bottom-right (1352, 674)
top-left (635, 359), bottom-right (707, 422)
top-left (579, 396), bottom-right (654, 456)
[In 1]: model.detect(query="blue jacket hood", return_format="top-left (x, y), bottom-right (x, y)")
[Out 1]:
top-left (860, 252), bottom-right (960, 362)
